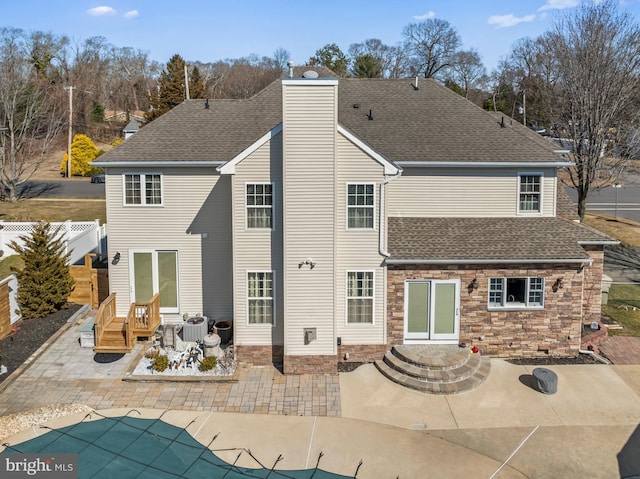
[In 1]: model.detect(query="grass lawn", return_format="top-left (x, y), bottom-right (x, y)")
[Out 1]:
top-left (0, 199), bottom-right (106, 223)
top-left (603, 283), bottom-right (640, 337)
top-left (0, 255), bottom-right (24, 280)
top-left (585, 213), bottom-right (640, 247)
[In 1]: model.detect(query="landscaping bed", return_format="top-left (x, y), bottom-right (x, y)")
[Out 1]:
top-left (0, 303), bottom-right (82, 383)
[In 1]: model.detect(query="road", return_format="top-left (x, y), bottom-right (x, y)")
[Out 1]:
top-left (18, 179), bottom-right (104, 198)
top-left (565, 185), bottom-right (640, 223)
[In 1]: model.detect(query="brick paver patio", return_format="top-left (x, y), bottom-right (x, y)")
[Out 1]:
top-left (0, 319), bottom-right (341, 418)
top-left (600, 336), bottom-right (640, 365)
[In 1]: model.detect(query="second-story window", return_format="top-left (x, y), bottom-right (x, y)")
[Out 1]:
top-left (246, 183), bottom-right (273, 229)
top-left (124, 173), bottom-right (162, 205)
top-left (347, 183), bottom-right (374, 229)
top-left (519, 174), bottom-right (541, 213)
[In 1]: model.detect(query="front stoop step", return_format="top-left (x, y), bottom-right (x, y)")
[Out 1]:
top-left (374, 345), bottom-right (491, 395)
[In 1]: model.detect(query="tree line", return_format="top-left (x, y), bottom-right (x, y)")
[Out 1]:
top-left (0, 0), bottom-right (639, 219)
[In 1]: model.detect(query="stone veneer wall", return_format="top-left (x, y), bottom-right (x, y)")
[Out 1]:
top-left (387, 263), bottom-right (587, 358)
top-left (284, 355), bottom-right (338, 374)
top-left (582, 245), bottom-right (605, 325)
top-left (337, 344), bottom-right (388, 363)
top-left (235, 345), bottom-right (284, 367)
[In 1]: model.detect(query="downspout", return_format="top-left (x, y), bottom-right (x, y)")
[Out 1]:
top-left (379, 171), bottom-right (402, 257)
top-left (380, 170), bottom-right (401, 349)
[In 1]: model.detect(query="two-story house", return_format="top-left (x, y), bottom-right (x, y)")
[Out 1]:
top-left (93, 67), bottom-right (615, 374)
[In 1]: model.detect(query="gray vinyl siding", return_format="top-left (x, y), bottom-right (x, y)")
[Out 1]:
top-left (335, 133), bottom-right (386, 345)
top-left (232, 135), bottom-right (284, 346)
top-left (282, 82), bottom-right (337, 356)
top-left (387, 167), bottom-right (557, 217)
top-left (105, 167), bottom-right (233, 322)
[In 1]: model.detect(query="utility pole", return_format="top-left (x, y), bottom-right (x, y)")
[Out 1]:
top-left (63, 86), bottom-right (74, 178)
top-left (184, 64), bottom-right (190, 100)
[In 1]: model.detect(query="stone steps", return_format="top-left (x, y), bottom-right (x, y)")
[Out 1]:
top-left (374, 345), bottom-right (491, 395)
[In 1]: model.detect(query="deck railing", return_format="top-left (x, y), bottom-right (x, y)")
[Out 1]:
top-left (129, 293), bottom-right (160, 336)
top-left (94, 293), bottom-right (117, 347)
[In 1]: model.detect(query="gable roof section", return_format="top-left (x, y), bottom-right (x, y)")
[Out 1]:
top-left (337, 79), bottom-right (567, 165)
top-left (386, 217), bottom-right (616, 264)
top-left (95, 81), bottom-right (283, 165)
top-left (96, 75), bottom-right (566, 167)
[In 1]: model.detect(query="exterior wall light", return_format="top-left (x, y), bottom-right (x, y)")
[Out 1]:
top-left (112, 252), bottom-right (121, 265)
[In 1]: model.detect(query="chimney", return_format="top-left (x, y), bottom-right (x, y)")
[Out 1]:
top-left (287, 60), bottom-right (295, 78)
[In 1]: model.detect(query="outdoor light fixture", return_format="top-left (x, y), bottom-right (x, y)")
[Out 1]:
top-left (298, 258), bottom-right (315, 269)
top-left (112, 252), bottom-right (121, 265)
top-left (553, 277), bottom-right (564, 292)
top-left (471, 278), bottom-right (479, 290)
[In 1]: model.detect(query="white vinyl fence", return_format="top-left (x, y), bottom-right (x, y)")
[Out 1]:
top-left (1, 274), bottom-right (21, 325)
top-left (0, 220), bottom-right (107, 265)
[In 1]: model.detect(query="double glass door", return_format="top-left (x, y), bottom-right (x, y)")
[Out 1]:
top-left (405, 280), bottom-right (460, 342)
top-left (131, 250), bottom-right (179, 313)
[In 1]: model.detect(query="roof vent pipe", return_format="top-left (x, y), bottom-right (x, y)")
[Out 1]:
top-left (368, 109), bottom-right (374, 121)
top-left (500, 116), bottom-right (505, 128)
top-left (414, 77), bottom-right (419, 90)
top-left (287, 60), bottom-right (295, 78)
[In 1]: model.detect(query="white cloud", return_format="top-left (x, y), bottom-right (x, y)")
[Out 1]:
top-left (487, 13), bottom-right (537, 28)
top-left (538, 0), bottom-right (580, 11)
top-left (87, 5), bottom-right (117, 16)
top-left (414, 11), bottom-right (436, 20)
top-left (123, 10), bottom-right (139, 19)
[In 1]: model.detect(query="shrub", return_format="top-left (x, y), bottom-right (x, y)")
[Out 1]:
top-left (153, 355), bottom-right (169, 372)
top-left (59, 134), bottom-right (102, 177)
top-left (9, 221), bottom-right (75, 319)
top-left (199, 356), bottom-right (217, 372)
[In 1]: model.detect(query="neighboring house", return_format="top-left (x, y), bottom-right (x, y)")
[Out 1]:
top-left (93, 67), bottom-right (616, 374)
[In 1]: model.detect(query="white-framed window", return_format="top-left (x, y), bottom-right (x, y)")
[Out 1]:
top-left (347, 271), bottom-right (374, 324)
top-left (488, 277), bottom-right (545, 309)
top-left (246, 183), bottom-right (273, 229)
top-left (247, 271), bottom-right (274, 324)
top-left (518, 174), bottom-right (542, 213)
top-left (347, 183), bottom-right (375, 229)
top-left (124, 173), bottom-right (162, 205)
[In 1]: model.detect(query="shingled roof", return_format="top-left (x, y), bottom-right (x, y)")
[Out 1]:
top-left (386, 217), bottom-right (616, 263)
top-left (96, 74), bottom-right (565, 165)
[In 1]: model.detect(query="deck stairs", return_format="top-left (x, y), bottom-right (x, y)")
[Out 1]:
top-left (374, 344), bottom-right (491, 394)
top-left (93, 293), bottom-right (161, 354)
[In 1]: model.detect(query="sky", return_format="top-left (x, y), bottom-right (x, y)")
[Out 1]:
top-left (4, 0), bottom-right (640, 73)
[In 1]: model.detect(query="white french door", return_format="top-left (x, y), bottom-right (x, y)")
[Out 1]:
top-left (404, 279), bottom-right (460, 342)
top-left (130, 250), bottom-right (179, 314)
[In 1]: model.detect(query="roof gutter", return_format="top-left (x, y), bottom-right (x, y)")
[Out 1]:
top-left (395, 161), bottom-right (574, 168)
top-left (379, 170), bottom-right (403, 257)
top-left (578, 240), bottom-right (620, 246)
top-left (91, 160), bottom-right (226, 168)
top-left (385, 258), bottom-right (593, 265)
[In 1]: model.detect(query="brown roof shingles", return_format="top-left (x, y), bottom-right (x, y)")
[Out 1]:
top-left (387, 217), bottom-right (615, 262)
top-left (97, 76), bottom-right (563, 165)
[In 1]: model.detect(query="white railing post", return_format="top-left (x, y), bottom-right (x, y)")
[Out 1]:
top-left (0, 220), bottom-right (4, 258)
top-left (94, 219), bottom-right (102, 255)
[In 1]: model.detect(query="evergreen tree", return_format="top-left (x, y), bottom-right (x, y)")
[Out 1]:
top-left (189, 65), bottom-right (206, 99)
top-left (9, 222), bottom-right (75, 319)
top-left (309, 43), bottom-right (349, 77)
top-left (147, 53), bottom-right (206, 121)
top-left (59, 134), bottom-right (102, 177)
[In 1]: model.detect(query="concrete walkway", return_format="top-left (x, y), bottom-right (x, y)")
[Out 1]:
top-left (2, 316), bottom-right (640, 478)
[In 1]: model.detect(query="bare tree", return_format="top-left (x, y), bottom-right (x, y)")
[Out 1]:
top-left (348, 38), bottom-right (409, 79)
top-left (449, 49), bottom-right (486, 99)
top-left (0, 28), bottom-right (64, 201)
top-left (549, 0), bottom-right (640, 222)
top-left (402, 19), bottom-right (460, 78)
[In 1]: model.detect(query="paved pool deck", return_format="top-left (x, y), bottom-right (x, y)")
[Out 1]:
top-left (1, 313), bottom-right (640, 478)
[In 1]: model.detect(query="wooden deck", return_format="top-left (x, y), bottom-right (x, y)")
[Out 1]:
top-left (94, 293), bottom-right (161, 353)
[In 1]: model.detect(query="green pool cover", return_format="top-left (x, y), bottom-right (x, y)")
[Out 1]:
top-left (1, 414), bottom-right (355, 478)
